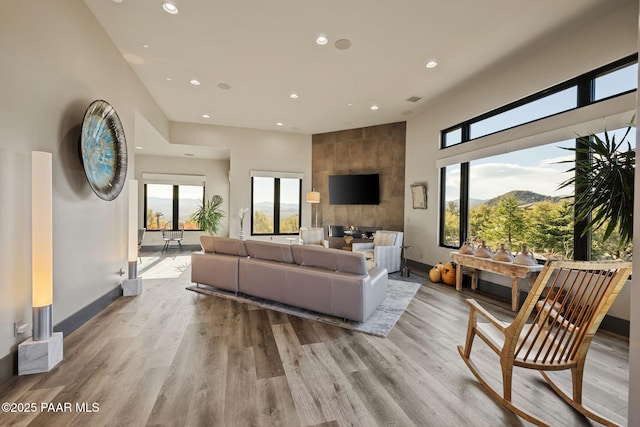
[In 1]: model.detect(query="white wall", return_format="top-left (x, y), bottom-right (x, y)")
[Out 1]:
top-left (0, 0), bottom-right (170, 360)
top-left (627, 2), bottom-right (640, 424)
top-left (134, 155), bottom-right (231, 246)
top-left (171, 122), bottom-right (312, 244)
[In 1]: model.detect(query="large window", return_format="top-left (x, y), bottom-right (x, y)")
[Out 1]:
top-left (145, 183), bottom-right (204, 230)
top-left (439, 55), bottom-right (637, 261)
top-left (441, 54), bottom-right (637, 148)
top-left (251, 173), bottom-right (301, 235)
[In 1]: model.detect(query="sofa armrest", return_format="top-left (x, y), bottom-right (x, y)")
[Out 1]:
top-left (362, 266), bottom-right (388, 321)
top-left (352, 242), bottom-right (374, 251)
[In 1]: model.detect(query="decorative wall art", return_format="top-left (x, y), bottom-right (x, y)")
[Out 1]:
top-left (80, 100), bottom-right (128, 201)
top-left (411, 184), bottom-right (427, 209)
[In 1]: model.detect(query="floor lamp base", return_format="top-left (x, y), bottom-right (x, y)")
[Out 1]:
top-left (18, 332), bottom-right (63, 375)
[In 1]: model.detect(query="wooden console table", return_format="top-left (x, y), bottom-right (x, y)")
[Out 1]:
top-left (450, 252), bottom-right (543, 311)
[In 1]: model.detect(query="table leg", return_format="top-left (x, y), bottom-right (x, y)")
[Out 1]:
top-left (471, 269), bottom-right (478, 290)
top-left (455, 264), bottom-right (462, 291)
top-left (511, 277), bottom-right (519, 312)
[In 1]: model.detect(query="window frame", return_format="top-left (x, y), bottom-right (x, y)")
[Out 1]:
top-left (440, 54), bottom-right (637, 149)
top-left (143, 183), bottom-right (205, 231)
top-left (438, 54), bottom-right (638, 260)
top-left (250, 175), bottom-right (302, 236)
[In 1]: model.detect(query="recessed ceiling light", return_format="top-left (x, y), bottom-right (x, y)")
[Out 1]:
top-left (202, 114), bottom-right (210, 119)
top-left (289, 93), bottom-right (299, 99)
top-left (347, 103), bottom-right (353, 107)
top-left (112, 0), bottom-right (123, 3)
top-left (217, 82), bottom-right (231, 90)
top-left (370, 105), bottom-right (379, 111)
top-left (142, 44), bottom-right (149, 49)
top-left (162, 1), bottom-right (179, 14)
top-left (316, 35), bottom-right (328, 46)
top-left (165, 76), bottom-right (173, 81)
top-left (425, 60), bottom-right (438, 69)
top-left (276, 122), bottom-right (284, 126)
top-left (190, 79), bottom-right (201, 86)
top-left (136, 146), bottom-right (144, 150)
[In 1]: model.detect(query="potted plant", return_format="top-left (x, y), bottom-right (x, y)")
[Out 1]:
top-left (557, 118), bottom-right (635, 251)
top-left (191, 195), bottom-right (225, 235)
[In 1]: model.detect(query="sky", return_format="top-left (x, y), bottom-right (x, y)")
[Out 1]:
top-left (445, 62), bottom-right (637, 202)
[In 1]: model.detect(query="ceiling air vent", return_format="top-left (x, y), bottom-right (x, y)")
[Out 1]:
top-left (406, 96), bottom-right (422, 103)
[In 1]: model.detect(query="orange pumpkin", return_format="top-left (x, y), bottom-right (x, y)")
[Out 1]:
top-left (428, 266), bottom-right (441, 283)
top-left (441, 262), bottom-right (457, 286)
top-left (435, 262), bottom-right (445, 273)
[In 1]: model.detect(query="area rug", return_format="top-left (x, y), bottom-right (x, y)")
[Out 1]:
top-left (186, 279), bottom-right (421, 337)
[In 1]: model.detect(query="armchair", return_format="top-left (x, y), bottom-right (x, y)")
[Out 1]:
top-left (352, 230), bottom-right (403, 273)
top-left (298, 227), bottom-right (329, 247)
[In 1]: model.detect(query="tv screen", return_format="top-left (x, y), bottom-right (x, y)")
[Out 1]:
top-left (328, 174), bottom-right (380, 205)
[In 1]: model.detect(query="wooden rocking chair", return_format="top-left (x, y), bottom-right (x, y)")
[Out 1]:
top-left (458, 259), bottom-right (632, 427)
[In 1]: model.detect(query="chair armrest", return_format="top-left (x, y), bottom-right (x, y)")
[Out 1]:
top-left (466, 299), bottom-right (507, 332)
top-left (322, 240), bottom-right (329, 248)
top-left (352, 242), bottom-right (374, 251)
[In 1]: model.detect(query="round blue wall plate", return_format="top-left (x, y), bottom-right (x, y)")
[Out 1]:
top-left (80, 100), bottom-right (128, 201)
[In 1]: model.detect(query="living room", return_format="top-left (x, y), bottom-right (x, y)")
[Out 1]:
top-left (1, 0), bottom-right (639, 425)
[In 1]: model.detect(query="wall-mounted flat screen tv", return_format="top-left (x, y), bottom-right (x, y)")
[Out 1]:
top-left (328, 173), bottom-right (380, 205)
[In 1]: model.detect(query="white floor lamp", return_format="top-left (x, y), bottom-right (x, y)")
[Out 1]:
top-left (18, 151), bottom-right (63, 375)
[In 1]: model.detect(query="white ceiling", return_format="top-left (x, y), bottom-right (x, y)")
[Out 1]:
top-left (84, 0), bottom-right (610, 139)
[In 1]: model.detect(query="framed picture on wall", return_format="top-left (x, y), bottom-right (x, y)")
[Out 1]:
top-left (411, 184), bottom-right (427, 209)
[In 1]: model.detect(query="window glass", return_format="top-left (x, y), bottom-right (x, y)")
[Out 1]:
top-left (470, 87), bottom-right (577, 139)
top-left (178, 185), bottom-right (203, 230)
top-left (146, 184), bottom-right (173, 230)
top-left (279, 178), bottom-right (300, 233)
top-left (468, 142), bottom-right (574, 260)
top-left (594, 63), bottom-right (638, 101)
top-left (442, 165), bottom-right (461, 247)
top-left (443, 127), bottom-right (462, 148)
top-left (252, 177), bottom-right (275, 234)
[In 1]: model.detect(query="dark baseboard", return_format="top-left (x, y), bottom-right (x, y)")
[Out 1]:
top-left (0, 285), bottom-right (122, 385)
top-left (54, 285), bottom-right (123, 337)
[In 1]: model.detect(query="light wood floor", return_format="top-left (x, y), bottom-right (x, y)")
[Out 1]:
top-left (0, 252), bottom-right (629, 426)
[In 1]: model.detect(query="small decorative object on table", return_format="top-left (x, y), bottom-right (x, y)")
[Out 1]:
top-left (492, 243), bottom-right (514, 263)
top-left (514, 244), bottom-right (537, 265)
top-left (239, 207), bottom-right (249, 240)
top-left (474, 240), bottom-right (493, 258)
top-left (344, 235), bottom-right (354, 247)
top-left (459, 239), bottom-right (476, 255)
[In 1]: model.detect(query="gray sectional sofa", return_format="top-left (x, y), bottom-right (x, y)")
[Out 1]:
top-left (191, 236), bottom-right (388, 322)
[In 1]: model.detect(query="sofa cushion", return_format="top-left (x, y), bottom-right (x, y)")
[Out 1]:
top-left (291, 245), bottom-right (337, 271)
top-left (291, 245), bottom-right (367, 275)
top-left (245, 240), bottom-right (294, 263)
top-left (200, 236), bottom-right (248, 256)
top-left (337, 251), bottom-right (368, 275)
top-left (373, 231), bottom-right (397, 246)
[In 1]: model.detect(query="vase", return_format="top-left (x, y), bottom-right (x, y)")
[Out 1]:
top-left (459, 239), bottom-right (476, 255)
top-left (492, 243), bottom-right (514, 263)
top-left (239, 230), bottom-right (246, 240)
top-left (474, 240), bottom-right (493, 258)
top-left (514, 245), bottom-right (537, 266)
